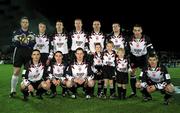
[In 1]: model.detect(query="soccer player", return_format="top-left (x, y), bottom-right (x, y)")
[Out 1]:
top-left (88, 20), bottom-right (106, 54)
top-left (47, 51), bottom-right (68, 98)
top-left (91, 43), bottom-right (104, 97)
top-left (115, 48), bottom-right (129, 99)
top-left (10, 16), bottom-right (35, 97)
top-left (20, 49), bottom-right (50, 101)
top-left (107, 23), bottom-right (126, 52)
top-left (34, 22), bottom-right (51, 65)
top-left (69, 18), bottom-right (88, 61)
top-left (136, 54), bottom-right (174, 105)
top-left (65, 48), bottom-right (94, 99)
top-left (102, 41), bottom-right (116, 99)
top-left (49, 20), bottom-right (69, 64)
top-left (126, 24), bottom-right (155, 97)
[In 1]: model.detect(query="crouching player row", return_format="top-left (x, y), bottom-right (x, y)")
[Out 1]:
top-left (136, 54), bottom-right (175, 105)
top-left (20, 49), bottom-right (50, 101)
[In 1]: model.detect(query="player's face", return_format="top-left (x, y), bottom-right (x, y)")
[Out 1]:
top-left (31, 51), bottom-right (41, 62)
top-left (93, 21), bottom-right (101, 30)
top-left (54, 53), bottom-right (63, 63)
top-left (148, 57), bottom-right (158, 68)
top-left (39, 23), bottom-right (46, 33)
top-left (112, 24), bottom-right (120, 33)
top-left (95, 45), bottom-right (102, 52)
top-left (106, 43), bottom-right (113, 51)
top-left (133, 27), bottom-right (142, 37)
top-left (75, 20), bottom-right (82, 30)
top-left (56, 22), bottom-right (64, 31)
top-left (75, 50), bottom-right (84, 61)
top-left (117, 51), bottom-right (125, 58)
top-left (20, 19), bottom-right (29, 29)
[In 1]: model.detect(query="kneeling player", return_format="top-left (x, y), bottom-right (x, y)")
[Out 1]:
top-left (66, 48), bottom-right (94, 99)
top-left (136, 54), bottom-right (174, 105)
top-left (20, 49), bottom-right (50, 101)
top-left (47, 51), bottom-right (68, 98)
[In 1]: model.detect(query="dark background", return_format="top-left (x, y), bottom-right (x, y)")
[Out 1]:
top-left (0, 0), bottom-right (179, 54)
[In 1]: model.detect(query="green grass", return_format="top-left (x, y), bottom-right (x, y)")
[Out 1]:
top-left (0, 64), bottom-right (180, 113)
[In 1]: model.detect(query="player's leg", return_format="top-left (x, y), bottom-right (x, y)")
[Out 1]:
top-left (163, 83), bottom-right (175, 105)
top-left (10, 67), bottom-right (21, 97)
top-left (85, 79), bottom-right (94, 99)
top-left (117, 84), bottom-right (122, 99)
top-left (109, 79), bottom-right (115, 99)
top-left (129, 68), bottom-right (137, 98)
top-left (103, 79), bottom-right (108, 99)
top-left (36, 81), bottom-right (50, 99)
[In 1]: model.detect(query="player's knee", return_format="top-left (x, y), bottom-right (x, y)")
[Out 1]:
top-left (41, 81), bottom-right (50, 90)
top-left (20, 82), bottom-right (26, 90)
top-left (147, 85), bottom-right (156, 93)
top-left (28, 85), bottom-right (34, 92)
top-left (87, 80), bottom-right (94, 87)
top-left (165, 83), bottom-right (175, 94)
top-left (13, 68), bottom-right (21, 75)
top-left (66, 80), bottom-right (73, 88)
top-left (136, 81), bottom-right (141, 89)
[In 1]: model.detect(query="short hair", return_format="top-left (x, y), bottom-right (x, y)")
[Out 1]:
top-left (75, 47), bottom-right (84, 53)
top-left (112, 22), bottom-right (120, 27)
top-left (56, 19), bottom-right (63, 23)
top-left (148, 53), bottom-right (158, 59)
top-left (39, 22), bottom-right (46, 26)
top-left (106, 41), bottom-right (114, 46)
top-left (32, 49), bottom-right (40, 54)
top-left (20, 16), bottom-right (29, 22)
top-left (75, 18), bottom-right (82, 23)
top-left (133, 24), bottom-right (142, 28)
top-left (117, 48), bottom-right (125, 53)
top-left (95, 43), bottom-right (101, 47)
top-left (54, 51), bottom-right (63, 55)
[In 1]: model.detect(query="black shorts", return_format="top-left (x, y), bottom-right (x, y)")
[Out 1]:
top-left (102, 65), bottom-right (115, 80)
top-left (30, 80), bottom-right (42, 90)
top-left (93, 65), bottom-right (103, 80)
top-left (116, 71), bottom-right (128, 84)
top-left (13, 47), bottom-right (32, 67)
top-left (40, 53), bottom-right (49, 64)
top-left (130, 54), bottom-right (147, 69)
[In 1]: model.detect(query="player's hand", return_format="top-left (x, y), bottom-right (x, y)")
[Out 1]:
top-left (46, 59), bottom-right (51, 66)
top-left (147, 85), bottom-right (156, 93)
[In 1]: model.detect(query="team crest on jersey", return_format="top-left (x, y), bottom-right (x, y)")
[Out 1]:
top-left (39, 38), bottom-right (42, 43)
top-left (77, 35), bottom-right (80, 39)
top-left (57, 68), bottom-right (60, 72)
top-left (152, 73), bottom-right (156, 77)
top-left (96, 36), bottom-right (99, 40)
top-left (78, 67), bottom-right (82, 71)
top-left (136, 44), bottom-right (139, 47)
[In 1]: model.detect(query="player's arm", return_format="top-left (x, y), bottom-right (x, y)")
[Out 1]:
top-left (136, 68), bottom-right (148, 89)
top-left (87, 63), bottom-right (94, 80)
top-left (22, 63), bottom-right (30, 80)
top-left (27, 32), bottom-right (36, 48)
top-left (65, 64), bottom-right (74, 81)
top-left (162, 65), bottom-right (171, 84)
top-left (12, 30), bottom-right (22, 47)
top-left (145, 36), bottom-right (155, 54)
